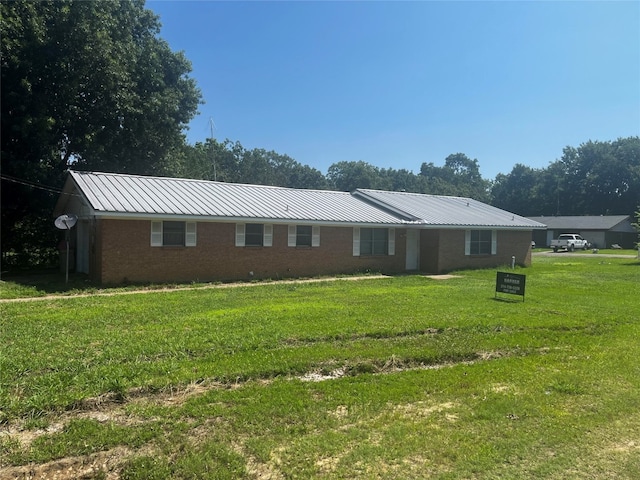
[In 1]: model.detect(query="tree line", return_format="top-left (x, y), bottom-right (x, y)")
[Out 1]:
top-left (2, 1), bottom-right (639, 267)
top-left (175, 137), bottom-right (639, 219)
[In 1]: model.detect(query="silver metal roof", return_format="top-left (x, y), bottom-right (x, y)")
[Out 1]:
top-left (354, 189), bottom-right (546, 229)
top-left (66, 171), bottom-right (414, 225)
top-left (59, 171), bottom-right (545, 230)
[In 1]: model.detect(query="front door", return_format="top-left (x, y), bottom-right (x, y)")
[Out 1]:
top-left (405, 229), bottom-right (419, 270)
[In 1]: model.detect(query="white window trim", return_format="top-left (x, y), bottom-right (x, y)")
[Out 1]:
top-left (236, 223), bottom-right (272, 247)
top-left (465, 229), bottom-right (496, 255)
top-left (235, 224), bottom-right (245, 247)
top-left (151, 221), bottom-right (196, 247)
top-left (353, 227), bottom-right (360, 256)
top-left (288, 225), bottom-right (296, 247)
top-left (288, 225), bottom-right (321, 247)
top-left (151, 221), bottom-right (162, 246)
top-left (263, 224), bottom-right (273, 247)
top-left (185, 222), bottom-right (197, 247)
top-left (355, 227), bottom-right (394, 256)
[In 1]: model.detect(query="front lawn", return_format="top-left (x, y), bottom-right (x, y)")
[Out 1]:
top-left (1, 255), bottom-right (639, 478)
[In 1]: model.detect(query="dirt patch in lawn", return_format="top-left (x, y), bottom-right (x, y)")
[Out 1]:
top-left (0, 446), bottom-right (133, 480)
top-left (1, 350), bottom-right (511, 479)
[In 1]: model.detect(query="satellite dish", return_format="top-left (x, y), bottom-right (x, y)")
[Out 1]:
top-left (55, 214), bottom-right (78, 230)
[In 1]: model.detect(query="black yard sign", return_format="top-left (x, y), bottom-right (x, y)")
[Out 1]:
top-left (495, 272), bottom-right (526, 301)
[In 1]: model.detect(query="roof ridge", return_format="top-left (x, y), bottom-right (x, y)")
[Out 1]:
top-left (356, 188), bottom-right (473, 201)
top-left (70, 170), bottom-right (347, 195)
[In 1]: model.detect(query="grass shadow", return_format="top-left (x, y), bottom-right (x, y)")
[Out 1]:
top-left (0, 269), bottom-right (95, 294)
top-left (492, 296), bottom-right (525, 303)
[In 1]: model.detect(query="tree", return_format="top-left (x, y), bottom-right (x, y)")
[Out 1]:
top-left (180, 139), bottom-right (328, 190)
top-left (491, 164), bottom-right (541, 215)
top-left (489, 137), bottom-right (640, 217)
top-left (554, 138), bottom-right (640, 215)
top-left (443, 153), bottom-right (491, 202)
top-left (1, 0), bottom-right (202, 266)
top-left (326, 161), bottom-right (383, 191)
top-left (419, 153), bottom-right (490, 201)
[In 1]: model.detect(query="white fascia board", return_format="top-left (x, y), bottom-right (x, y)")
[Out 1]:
top-left (93, 211), bottom-right (541, 230)
top-left (91, 211), bottom-right (417, 227)
top-left (412, 224), bottom-right (545, 231)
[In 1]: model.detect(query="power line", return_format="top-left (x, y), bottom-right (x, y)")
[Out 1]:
top-left (0, 174), bottom-right (79, 197)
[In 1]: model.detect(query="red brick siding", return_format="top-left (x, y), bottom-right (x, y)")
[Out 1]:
top-left (419, 229), bottom-right (532, 274)
top-left (95, 219), bottom-right (533, 284)
top-left (97, 219), bottom-right (407, 284)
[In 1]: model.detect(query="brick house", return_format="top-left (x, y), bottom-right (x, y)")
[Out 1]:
top-left (54, 171), bottom-right (544, 284)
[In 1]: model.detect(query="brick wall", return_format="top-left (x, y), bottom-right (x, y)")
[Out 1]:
top-left (97, 219), bottom-right (408, 284)
top-left (419, 229), bottom-right (532, 274)
top-left (95, 219), bottom-right (533, 284)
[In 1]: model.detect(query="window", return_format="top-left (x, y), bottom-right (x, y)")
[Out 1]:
top-left (235, 223), bottom-right (273, 247)
top-left (151, 221), bottom-right (196, 247)
top-left (353, 227), bottom-right (395, 256)
top-left (296, 225), bottom-right (312, 246)
top-left (465, 230), bottom-right (496, 255)
top-left (245, 223), bottom-right (264, 246)
top-left (288, 225), bottom-right (320, 247)
top-left (163, 221), bottom-right (185, 246)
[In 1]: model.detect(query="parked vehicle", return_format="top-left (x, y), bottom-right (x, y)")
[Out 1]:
top-left (550, 234), bottom-right (590, 252)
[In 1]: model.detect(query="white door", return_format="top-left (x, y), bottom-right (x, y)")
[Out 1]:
top-left (405, 229), bottom-right (419, 270)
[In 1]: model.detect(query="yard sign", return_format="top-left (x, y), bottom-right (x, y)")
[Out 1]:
top-left (495, 272), bottom-right (526, 301)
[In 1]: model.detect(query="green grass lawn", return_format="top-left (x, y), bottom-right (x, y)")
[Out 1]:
top-left (1, 255), bottom-right (639, 479)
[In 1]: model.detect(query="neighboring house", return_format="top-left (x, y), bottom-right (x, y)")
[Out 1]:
top-left (528, 215), bottom-right (636, 249)
top-left (54, 171), bottom-right (544, 284)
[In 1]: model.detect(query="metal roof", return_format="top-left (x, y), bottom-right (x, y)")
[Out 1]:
top-left (528, 215), bottom-right (632, 231)
top-left (354, 189), bottom-right (546, 229)
top-left (59, 171), bottom-right (545, 230)
top-left (65, 171), bottom-right (415, 225)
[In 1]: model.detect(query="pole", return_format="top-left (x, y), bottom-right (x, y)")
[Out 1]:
top-left (65, 230), bottom-right (70, 284)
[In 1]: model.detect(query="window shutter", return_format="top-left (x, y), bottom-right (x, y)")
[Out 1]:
top-left (464, 230), bottom-right (471, 256)
top-left (151, 221), bottom-right (162, 246)
top-left (353, 227), bottom-right (360, 256)
top-left (312, 226), bottom-right (320, 247)
top-left (264, 224), bottom-right (273, 247)
top-left (185, 222), bottom-right (197, 247)
top-left (388, 228), bottom-right (395, 255)
top-left (235, 224), bottom-right (245, 247)
top-left (288, 225), bottom-right (296, 247)
top-left (491, 230), bottom-right (497, 255)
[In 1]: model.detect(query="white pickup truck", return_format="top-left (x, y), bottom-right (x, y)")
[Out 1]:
top-left (550, 234), bottom-right (590, 252)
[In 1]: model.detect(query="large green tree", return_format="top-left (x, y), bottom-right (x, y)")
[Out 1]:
top-left (556, 138), bottom-right (640, 215)
top-left (326, 161), bottom-right (386, 191)
top-left (1, 0), bottom-right (201, 266)
top-left (420, 153), bottom-right (490, 202)
top-left (490, 137), bottom-right (640, 216)
top-left (180, 139), bottom-right (327, 190)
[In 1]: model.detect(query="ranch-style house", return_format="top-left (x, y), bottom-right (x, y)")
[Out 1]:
top-left (54, 171), bottom-right (545, 284)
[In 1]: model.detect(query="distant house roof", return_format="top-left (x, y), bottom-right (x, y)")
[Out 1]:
top-left (56, 170), bottom-right (545, 230)
top-left (527, 215), bottom-right (633, 232)
top-left (355, 189), bottom-right (545, 229)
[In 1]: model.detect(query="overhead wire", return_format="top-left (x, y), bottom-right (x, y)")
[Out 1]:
top-left (0, 173), bottom-right (81, 197)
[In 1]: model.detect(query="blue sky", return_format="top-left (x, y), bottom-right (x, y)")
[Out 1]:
top-left (147, 0), bottom-right (640, 179)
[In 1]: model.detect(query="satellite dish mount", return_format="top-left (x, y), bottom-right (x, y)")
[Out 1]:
top-left (54, 214), bottom-right (78, 283)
